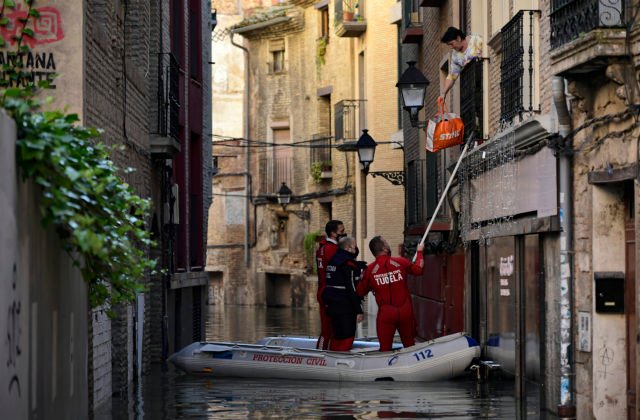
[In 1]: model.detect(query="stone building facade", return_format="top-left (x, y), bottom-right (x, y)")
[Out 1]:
top-left (207, 0), bottom-right (405, 318)
top-left (404, 0), bottom-right (639, 418)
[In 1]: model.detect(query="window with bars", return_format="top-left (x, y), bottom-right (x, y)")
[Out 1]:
top-left (500, 10), bottom-right (539, 123)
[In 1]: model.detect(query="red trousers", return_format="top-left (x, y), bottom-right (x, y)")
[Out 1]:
top-left (329, 336), bottom-right (355, 351)
top-left (376, 300), bottom-right (416, 352)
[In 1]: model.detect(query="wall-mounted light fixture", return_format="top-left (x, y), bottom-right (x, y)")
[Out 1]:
top-left (276, 182), bottom-right (311, 220)
top-left (396, 61), bottom-right (430, 128)
top-left (352, 130), bottom-right (405, 186)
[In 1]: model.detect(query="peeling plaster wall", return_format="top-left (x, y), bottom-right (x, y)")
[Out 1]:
top-left (591, 185), bottom-right (628, 419)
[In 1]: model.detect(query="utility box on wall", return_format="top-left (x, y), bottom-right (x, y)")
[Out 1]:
top-left (594, 272), bottom-right (624, 314)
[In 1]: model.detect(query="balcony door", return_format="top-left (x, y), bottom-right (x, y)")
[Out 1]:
top-left (273, 128), bottom-right (292, 191)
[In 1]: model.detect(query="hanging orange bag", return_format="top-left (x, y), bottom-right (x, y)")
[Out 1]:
top-left (425, 98), bottom-right (465, 152)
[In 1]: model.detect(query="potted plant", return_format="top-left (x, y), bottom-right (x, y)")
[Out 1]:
top-left (310, 160), bottom-right (332, 184)
top-left (342, 0), bottom-right (356, 21)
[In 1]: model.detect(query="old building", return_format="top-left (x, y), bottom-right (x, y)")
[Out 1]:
top-left (1, 0), bottom-right (212, 417)
top-left (403, 0), bottom-right (639, 418)
top-left (207, 0), bottom-right (405, 319)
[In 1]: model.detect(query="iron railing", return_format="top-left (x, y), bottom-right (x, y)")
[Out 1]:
top-left (551, 0), bottom-right (625, 49)
top-left (260, 157), bottom-right (293, 195)
top-left (406, 156), bottom-right (438, 226)
top-left (335, 99), bottom-right (366, 142)
top-left (460, 59), bottom-right (483, 141)
top-left (335, 0), bottom-right (362, 23)
top-left (157, 52), bottom-right (180, 141)
top-left (407, 160), bottom-right (425, 226)
top-left (403, 0), bottom-right (422, 28)
top-left (309, 134), bottom-right (332, 166)
top-left (500, 10), bottom-right (539, 123)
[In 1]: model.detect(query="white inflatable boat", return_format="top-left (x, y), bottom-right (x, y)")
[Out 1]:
top-left (169, 332), bottom-right (480, 382)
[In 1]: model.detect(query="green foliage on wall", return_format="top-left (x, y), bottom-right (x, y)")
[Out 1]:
top-left (1, 0), bottom-right (156, 316)
top-left (303, 230), bottom-right (323, 273)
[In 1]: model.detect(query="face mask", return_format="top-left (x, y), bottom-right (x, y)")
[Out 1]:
top-left (337, 233), bottom-right (347, 240)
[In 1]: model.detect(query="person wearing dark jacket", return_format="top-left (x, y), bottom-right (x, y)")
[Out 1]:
top-left (315, 220), bottom-right (345, 349)
top-left (322, 236), bottom-right (365, 351)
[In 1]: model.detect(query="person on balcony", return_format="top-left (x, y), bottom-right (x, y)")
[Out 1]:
top-left (439, 26), bottom-right (483, 101)
top-left (357, 236), bottom-right (424, 352)
top-left (322, 236), bottom-right (366, 351)
top-left (316, 220), bottom-right (346, 349)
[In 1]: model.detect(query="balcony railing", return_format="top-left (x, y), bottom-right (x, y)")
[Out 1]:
top-left (309, 134), bottom-right (332, 165)
top-left (460, 59), bottom-right (483, 141)
top-left (500, 10), bottom-right (539, 123)
top-left (407, 160), bottom-right (425, 226)
top-left (402, 0), bottom-right (423, 43)
top-left (334, 99), bottom-right (366, 142)
top-left (334, 0), bottom-right (366, 37)
top-left (260, 157), bottom-right (293, 195)
top-left (157, 53), bottom-right (180, 141)
top-left (407, 156), bottom-right (438, 226)
top-left (551, 0), bottom-right (625, 49)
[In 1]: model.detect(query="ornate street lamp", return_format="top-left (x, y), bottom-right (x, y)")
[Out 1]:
top-left (276, 182), bottom-right (310, 220)
top-left (396, 61), bottom-right (430, 128)
top-left (355, 129), bottom-right (377, 174)
top-left (276, 182), bottom-right (292, 210)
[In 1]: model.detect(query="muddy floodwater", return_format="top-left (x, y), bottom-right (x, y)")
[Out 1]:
top-left (110, 305), bottom-right (553, 419)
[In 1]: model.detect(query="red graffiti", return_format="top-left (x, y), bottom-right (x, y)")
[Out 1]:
top-left (0, 5), bottom-right (64, 48)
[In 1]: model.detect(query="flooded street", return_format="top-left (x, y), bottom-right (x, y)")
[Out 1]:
top-left (113, 305), bottom-right (550, 419)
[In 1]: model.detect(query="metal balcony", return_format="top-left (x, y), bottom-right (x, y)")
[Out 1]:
top-left (151, 53), bottom-right (181, 158)
top-left (334, 0), bottom-right (366, 37)
top-left (460, 59), bottom-right (483, 141)
top-left (550, 0), bottom-right (627, 75)
top-left (334, 99), bottom-right (366, 149)
top-left (551, 0), bottom-right (625, 49)
top-left (402, 0), bottom-right (423, 44)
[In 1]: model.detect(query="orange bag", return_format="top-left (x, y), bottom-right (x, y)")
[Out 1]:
top-left (425, 98), bottom-right (465, 152)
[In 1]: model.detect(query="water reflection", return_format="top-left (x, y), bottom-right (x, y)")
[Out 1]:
top-left (117, 305), bottom-right (538, 419)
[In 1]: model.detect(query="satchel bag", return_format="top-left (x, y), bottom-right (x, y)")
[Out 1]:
top-left (425, 98), bottom-right (465, 152)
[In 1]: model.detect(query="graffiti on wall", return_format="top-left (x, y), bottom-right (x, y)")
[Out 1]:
top-left (6, 264), bottom-right (22, 398)
top-left (0, 4), bottom-right (63, 88)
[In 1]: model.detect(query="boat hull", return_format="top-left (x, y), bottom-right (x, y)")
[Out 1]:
top-left (170, 333), bottom-right (480, 382)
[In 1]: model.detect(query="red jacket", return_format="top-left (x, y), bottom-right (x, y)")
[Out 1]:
top-left (357, 253), bottom-right (424, 307)
top-left (316, 238), bottom-right (338, 294)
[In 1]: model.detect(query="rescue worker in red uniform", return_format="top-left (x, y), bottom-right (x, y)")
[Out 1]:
top-left (322, 236), bottom-right (366, 351)
top-left (315, 220), bottom-right (345, 349)
top-left (357, 236), bottom-right (425, 352)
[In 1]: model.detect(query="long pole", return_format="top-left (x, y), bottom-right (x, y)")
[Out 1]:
top-left (413, 140), bottom-right (471, 262)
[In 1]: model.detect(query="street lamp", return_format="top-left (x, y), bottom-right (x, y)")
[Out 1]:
top-left (277, 182), bottom-right (292, 209)
top-left (396, 61), bottom-right (430, 128)
top-left (354, 129), bottom-right (405, 186)
top-left (355, 129), bottom-right (377, 174)
top-left (276, 182), bottom-right (310, 220)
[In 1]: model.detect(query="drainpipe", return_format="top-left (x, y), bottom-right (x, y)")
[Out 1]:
top-left (231, 32), bottom-right (251, 267)
top-left (552, 76), bottom-right (576, 417)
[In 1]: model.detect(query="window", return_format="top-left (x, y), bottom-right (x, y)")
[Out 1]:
top-left (188, 3), bottom-right (201, 80)
top-left (171, 0), bottom-right (183, 65)
top-left (320, 6), bottom-right (329, 40)
top-left (269, 39), bottom-right (285, 73)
